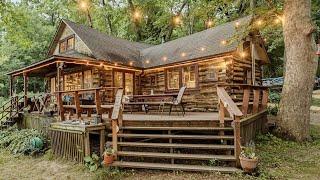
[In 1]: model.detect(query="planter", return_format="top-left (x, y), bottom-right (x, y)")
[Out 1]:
top-left (240, 156), bottom-right (258, 173)
top-left (103, 154), bottom-right (114, 165)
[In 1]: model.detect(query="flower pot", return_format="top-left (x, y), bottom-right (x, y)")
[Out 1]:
top-left (240, 156), bottom-right (258, 173)
top-left (103, 154), bottom-right (114, 165)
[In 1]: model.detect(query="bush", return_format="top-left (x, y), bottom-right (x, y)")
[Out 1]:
top-left (0, 127), bottom-right (46, 155)
top-left (269, 91), bottom-right (281, 104)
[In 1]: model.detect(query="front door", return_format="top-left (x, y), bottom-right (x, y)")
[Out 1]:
top-left (113, 70), bottom-right (134, 95)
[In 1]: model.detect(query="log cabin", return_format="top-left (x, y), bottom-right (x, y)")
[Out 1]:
top-left (6, 16), bottom-right (269, 112)
top-left (1, 16), bottom-right (270, 172)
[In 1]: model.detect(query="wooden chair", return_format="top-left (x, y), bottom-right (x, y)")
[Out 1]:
top-left (165, 86), bottom-right (187, 116)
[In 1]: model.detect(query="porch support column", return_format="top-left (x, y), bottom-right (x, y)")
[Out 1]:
top-left (57, 62), bottom-right (64, 121)
top-left (23, 73), bottom-right (28, 107)
top-left (56, 62), bottom-right (64, 91)
top-left (251, 39), bottom-right (256, 86)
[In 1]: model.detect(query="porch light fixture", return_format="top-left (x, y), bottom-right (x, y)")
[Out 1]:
top-left (145, 60), bottom-right (150, 64)
top-left (240, 52), bottom-right (247, 58)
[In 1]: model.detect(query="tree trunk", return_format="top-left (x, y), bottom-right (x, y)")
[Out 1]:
top-left (278, 0), bottom-right (318, 142)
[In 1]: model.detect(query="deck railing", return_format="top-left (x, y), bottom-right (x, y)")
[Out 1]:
top-left (55, 87), bottom-right (119, 121)
top-left (217, 84), bottom-right (269, 167)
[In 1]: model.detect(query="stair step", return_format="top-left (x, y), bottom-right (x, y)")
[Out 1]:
top-left (123, 119), bottom-right (233, 122)
top-left (111, 133), bottom-right (234, 140)
top-left (118, 142), bottom-right (235, 150)
top-left (121, 126), bottom-right (233, 131)
top-left (118, 151), bottom-right (236, 161)
top-left (111, 161), bottom-right (239, 173)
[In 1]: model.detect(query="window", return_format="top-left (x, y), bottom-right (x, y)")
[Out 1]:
top-left (83, 70), bottom-right (93, 89)
top-left (125, 73), bottom-right (134, 95)
top-left (207, 65), bottom-right (218, 81)
top-left (64, 72), bottom-right (82, 91)
top-left (182, 66), bottom-right (196, 88)
top-left (59, 35), bottom-right (75, 53)
top-left (113, 71), bottom-right (135, 95)
top-left (166, 64), bottom-right (198, 91)
top-left (114, 71), bottom-right (124, 88)
top-left (167, 68), bottom-right (180, 90)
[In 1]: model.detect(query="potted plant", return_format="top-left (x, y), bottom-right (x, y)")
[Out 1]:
top-left (103, 147), bottom-right (115, 165)
top-left (239, 142), bottom-right (258, 173)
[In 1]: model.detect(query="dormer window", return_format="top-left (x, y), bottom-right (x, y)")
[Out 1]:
top-left (59, 35), bottom-right (75, 53)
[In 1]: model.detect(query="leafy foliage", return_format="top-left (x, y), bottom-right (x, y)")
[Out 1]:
top-left (84, 153), bottom-right (100, 172)
top-left (240, 141), bottom-right (257, 159)
top-left (0, 127), bottom-right (46, 155)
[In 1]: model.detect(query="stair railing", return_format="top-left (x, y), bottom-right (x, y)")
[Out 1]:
top-left (111, 89), bottom-right (124, 160)
top-left (0, 95), bottom-right (25, 123)
top-left (217, 86), bottom-right (243, 167)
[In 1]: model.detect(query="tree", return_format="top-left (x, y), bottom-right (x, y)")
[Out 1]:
top-left (278, 0), bottom-right (318, 141)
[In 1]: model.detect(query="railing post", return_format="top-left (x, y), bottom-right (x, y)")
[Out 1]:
top-left (252, 88), bottom-right (260, 114)
top-left (74, 91), bottom-right (81, 118)
top-left (234, 116), bottom-right (241, 167)
top-left (261, 89), bottom-right (268, 111)
top-left (95, 89), bottom-right (102, 115)
top-left (111, 89), bottom-right (124, 160)
top-left (57, 92), bottom-right (65, 121)
top-left (242, 87), bottom-right (250, 116)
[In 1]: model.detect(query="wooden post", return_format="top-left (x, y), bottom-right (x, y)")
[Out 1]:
top-left (9, 75), bottom-right (13, 97)
top-left (219, 99), bottom-right (225, 126)
top-left (84, 132), bottom-right (90, 157)
top-left (58, 92), bottom-right (65, 121)
top-left (242, 87), bottom-right (250, 116)
top-left (261, 89), bottom-right (268, 111)
top-left (100, 129), bottom-right (105, 157)
top-left (95, 89), bottom-right (102, 115)
top-left (23, 73), bottom-right (28, 107)
top-left (74, 91), bottom-right (81, 118)
top-left (234, 116), bottom-right (241, 167)
top-left (252, 89), bottom-right (260, 114)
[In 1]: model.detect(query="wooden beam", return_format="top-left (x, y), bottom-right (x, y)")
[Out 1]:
top-left (74, 91), bottom-right (81, 118)
top-left (9, 76), bottom-right (13, 97)
top-left (58, 92), bottom-right (65, 121)
top-left (252, 89), bottom-right (260, 114)
top-left (234, 116), bottom-right (241, 167)
top-left (261, 89), bottom-right (268, 111)
top-left (241, 88), bottom-right (250, 116)
top-left (23, 73), bottom-right (28, 107)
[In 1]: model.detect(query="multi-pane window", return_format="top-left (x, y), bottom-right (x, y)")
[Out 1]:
top-left (167, 68), bottom-right (180, 90)
top-left (182, 66), bottom-right (196, 88)
top-left (59, 35), bottom-right (75, 53)
top-left (166, 64), bottom-right (198, 90)
top-left (207, 65), bottom-right (218, 81)
top-left (64, 72), bottom-right (82, 91)
top-left (83, 70), bottom-right (93, 89)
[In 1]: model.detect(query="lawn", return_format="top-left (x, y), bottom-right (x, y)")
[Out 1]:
top-left (312, 98), bottom-right (320, 107)
top-left (1, 124), bottom-right (320, 179)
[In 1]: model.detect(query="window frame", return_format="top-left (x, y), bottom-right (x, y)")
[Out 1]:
top-left (165, 64), bottom-right (199, 92)
top-left (59, 34), bottom-right (75, 53)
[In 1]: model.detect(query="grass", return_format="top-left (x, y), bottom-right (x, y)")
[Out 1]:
top-left (312, 98), bottom-right (320, 107)
top-left (1, 125), bottom-right (320, 179)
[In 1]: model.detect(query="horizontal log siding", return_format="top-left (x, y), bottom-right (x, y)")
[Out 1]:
top-left (140, 57), bottom-right (233, 112)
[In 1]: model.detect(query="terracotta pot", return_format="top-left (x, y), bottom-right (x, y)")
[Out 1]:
top-left (239, 156), bottom-right (258, 173)
top-left (103, 154), bottom-right (114, 165)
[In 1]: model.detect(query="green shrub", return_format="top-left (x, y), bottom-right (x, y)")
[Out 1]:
top-left (0, 127), bottom-right (46, 155)
top-left (269, 91), bottom-right (281, 104)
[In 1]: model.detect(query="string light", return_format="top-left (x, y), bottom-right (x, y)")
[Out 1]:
top-left (100, 63), bottom-right (103, 66)
top-left (235, 21), bottom-right (240, 27)
top-left (86, 61), bottom-right (89, 65)
top-left (129, 62), bottom-right (133, 66)
top-left (133, 10), bottom-right (141, 20)
top-left (162, 56), bottom-right (167, 61)
top-left (263, 38), bottom-right (267, 42)
top-left (256, 19), bottom-right (263, 26)
top-left (221, 40), bottom-right (227, 45)
top-left (181, 52), bottom-right (186, 57)
top-left (207, 20), bottom-right (213, 28)
top-left (79, 1), bottom-right (88, 10)
top-left (274, 18), bottom-right (281, 24)
top-left (173, 16), bottom-right (182, 25)
top-left (114, 63), bottom-right (118, 66)
top-left (145, 60), bottom-right (150, 64)
top-left (240, 52), bottom-right (247, 58)
top-left (200, 47), bottom-right (206, 51)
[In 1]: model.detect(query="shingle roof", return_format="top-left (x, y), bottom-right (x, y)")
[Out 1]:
top-left (63, 16), bottom-right (252, 68)
top-left (63, 19), bottom-right (153, 67)
top-left (140, 16), bottom-right (252, 68)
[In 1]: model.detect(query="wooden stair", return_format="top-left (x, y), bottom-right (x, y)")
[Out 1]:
top-left (109, 117), bottom-right (239, 173)
top-left (111, 161), bottom-right (239, 173)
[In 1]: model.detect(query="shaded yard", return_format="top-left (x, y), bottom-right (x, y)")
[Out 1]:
top-left (1, 123), bottom-right (320, 179)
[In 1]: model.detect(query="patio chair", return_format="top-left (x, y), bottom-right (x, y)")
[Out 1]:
top-left (165, 86), bottom-right (187, 116)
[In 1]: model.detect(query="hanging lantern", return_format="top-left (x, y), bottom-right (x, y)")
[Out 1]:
top-left (317, 43), bottom-right (320, 56)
